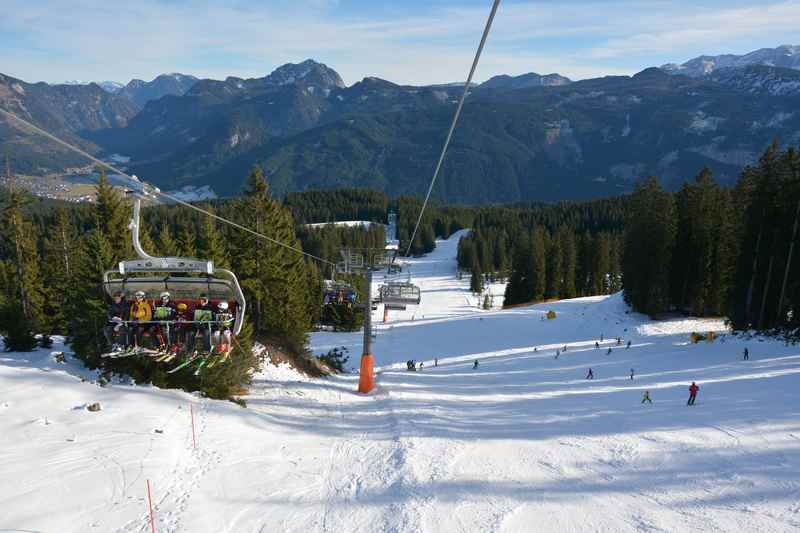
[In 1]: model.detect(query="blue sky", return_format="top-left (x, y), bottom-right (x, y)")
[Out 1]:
top-left (2, 0), bottom-right (798, 85)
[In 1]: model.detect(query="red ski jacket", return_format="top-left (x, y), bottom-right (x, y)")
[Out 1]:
top-left (689, 384), bottom-right (699, 395)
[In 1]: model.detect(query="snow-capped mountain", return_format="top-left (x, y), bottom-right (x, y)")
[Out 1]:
top-left (661, 45), bottom-right (800, 77)
top-left (97, 81), bottom-right (125, 93)
top-left (62, 79), bottom-right (124, 93)
top-left (480, 72), bottom-right (571, 89)
top-left (709, 65), bottom-right (800, 96)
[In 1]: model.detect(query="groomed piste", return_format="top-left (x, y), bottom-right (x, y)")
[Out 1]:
top-left (2, 230), bottom-right (800, 532)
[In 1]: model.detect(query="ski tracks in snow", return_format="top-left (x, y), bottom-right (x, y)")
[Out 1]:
top-left (115, 399), bottom-right (222, 533)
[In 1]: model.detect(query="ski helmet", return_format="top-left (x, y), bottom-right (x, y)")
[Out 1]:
top-left (135, 290), bottom-right (146, 298)
top-left (218, 301), bottom-right (229, 311)
top-left (177, 303), bottom-right (188, 311)
top-left (160, 291), bottom-right (171, 299)
top-left (199, 293), bottom-right (209, 301)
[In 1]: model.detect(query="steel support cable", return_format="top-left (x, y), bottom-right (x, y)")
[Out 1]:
top-left (0, 106), bottom-right (336, 267)
top-left (402, 0), bottom-right (501, 258)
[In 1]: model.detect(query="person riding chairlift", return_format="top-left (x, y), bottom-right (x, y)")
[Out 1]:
top-left (171, 302), bottom-right (191, 353)
top-left (212, 301), bottom-right (234, 354)
top-left (129, 290), bottom-right (152, 347)
top-left (152, 291), bottom-right (177, 350)
top-left (192, 294), bottom-right (215, 352)
top-left (104, 290), bottom-right (130, 351)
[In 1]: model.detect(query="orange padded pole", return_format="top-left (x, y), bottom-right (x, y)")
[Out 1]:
top-left (358, 353), bottom-right (374, 393)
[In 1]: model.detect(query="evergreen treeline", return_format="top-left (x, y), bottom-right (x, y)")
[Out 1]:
top-left (456, 200), bottom-right (626, 304)
top-left (0, 166), bottom-right (320, 398)
top-left (623, 143), bottom-right (800, 330)
top-left (395, 198), bottom-right (474, 255)
top-left (285, 188), bottom-right (389, 224)
top-left (297, 223), bottom-right (383, 331)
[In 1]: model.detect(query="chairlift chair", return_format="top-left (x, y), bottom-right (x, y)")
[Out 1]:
top-left (322, 279), bottom-right (358, 306)
top-left (378, 280), bottom-right (421, 306)
top-left (102, 198), bottom-right (246, 352)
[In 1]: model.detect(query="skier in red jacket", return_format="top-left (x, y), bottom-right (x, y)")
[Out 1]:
top-left (688, 382), bottom-right (699, 406)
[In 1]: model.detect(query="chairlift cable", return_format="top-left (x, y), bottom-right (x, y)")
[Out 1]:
top-left (402, 0), bottom-right (501, 259)
top-left (0, 106), bottom-right (336, 267)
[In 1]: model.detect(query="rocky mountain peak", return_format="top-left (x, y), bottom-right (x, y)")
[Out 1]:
top-left (480, 72), bottom-right (571, 89)
top-left (265, 59), bottom-right (345, 89)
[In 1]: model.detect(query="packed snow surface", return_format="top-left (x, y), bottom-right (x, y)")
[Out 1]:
top-left (2, 230), bottom-right (800, 532)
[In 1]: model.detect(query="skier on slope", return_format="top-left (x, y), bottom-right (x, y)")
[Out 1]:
top-left (473, 360), bottom-right (479, 369)
top-left (743, 347), bottom-right (749, 361)
top-left (595, 341), bottom-right (600, 349)
top-left (687, 382), bottom-right (699, 406)
top-left (626, 340), bottom-right (631, 349)
top-left (642, 391), bottom-right (652, 404)
top-left (586, 368), bottom-right (594, 379)
top-left (630, 368), bottom-right (634, 380)
top-left (607, 347), bottom-right (612, 355)
top-left (104, 290), bottom-right (129, 350)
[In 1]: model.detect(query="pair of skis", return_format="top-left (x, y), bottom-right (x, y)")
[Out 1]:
top-left (166, 346), bottom-right (232, 375)
top-left (102, 346), bottom-right (163, 359)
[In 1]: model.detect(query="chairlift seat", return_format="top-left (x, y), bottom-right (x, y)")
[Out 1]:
top-left (378, 281), bottom-right (421, 306)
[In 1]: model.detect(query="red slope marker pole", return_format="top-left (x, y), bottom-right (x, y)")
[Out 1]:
top-left (146, 479), bottom-right (156, 533)
top-left (190, 403), bottom-right (197, 449)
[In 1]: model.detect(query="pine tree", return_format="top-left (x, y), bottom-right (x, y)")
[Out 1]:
top-left (176, 224), bottom-right (197, 257)
top-left (156, 223), bottom-right (178, 256)
top-left (623, 177), bottom-right (677, 315)
top-left (557, 226), bottom-right (577, 299)
top-left (530, 226), bottom-right (547, 301)
top-left (545, 231), bottom-right (562, 299)
top-left (0, 189), bottom-right (45, 332)
top-left (229, 166), bottom-right (310, 352)
top-left (67, 229), bottom-right (114, 366)
top-left (1, 301), bottom-right (38, 352)
top-left (197, 206), bottom-right (229, 268)
top-left (94, 169), bottom-right (130, 262)
top-left (592, 233), bottom-right (612, 295)
top-left (671, 168), bottom-right (733, 316)
top-left (470, 259), bottom-right (483, 294)
top-left (504, 234), bottom-right (532, 305)
top-left (41, 209), bottom-right (76, 334)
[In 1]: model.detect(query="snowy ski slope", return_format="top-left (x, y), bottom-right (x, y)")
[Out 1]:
top-left (2, 230), bottom-right (800, 532)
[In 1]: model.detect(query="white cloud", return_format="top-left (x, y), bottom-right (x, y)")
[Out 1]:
top-left (0, 0), bottom-right (796, 85)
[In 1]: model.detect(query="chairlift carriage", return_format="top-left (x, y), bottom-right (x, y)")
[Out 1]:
top-left (101, 198), bottom-right (246, 363)
top-left (322, 279), bottom-right (357, 306)
top-left (378, 279), bottom-right (421, 308)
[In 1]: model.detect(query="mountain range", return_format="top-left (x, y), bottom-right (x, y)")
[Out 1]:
top-left (2, 46), bottom-right (800, 202)
top-left (661, 44), bottom-right (800, 77)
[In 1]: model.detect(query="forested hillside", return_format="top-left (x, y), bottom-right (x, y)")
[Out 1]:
top-left (623, 142), bottom-right (800, 331)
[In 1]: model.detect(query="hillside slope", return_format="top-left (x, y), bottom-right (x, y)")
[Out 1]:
top-left (2, 231), bottom-right (800, 532)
